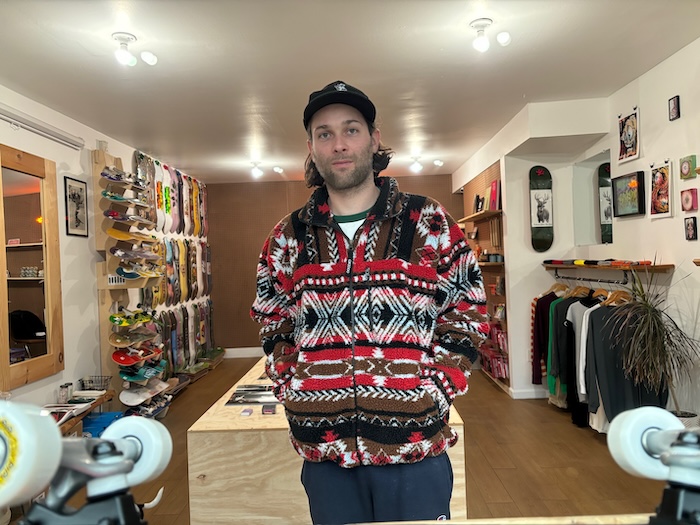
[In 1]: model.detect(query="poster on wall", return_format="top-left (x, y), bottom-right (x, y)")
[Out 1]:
top-left (618, 108), bottom-right (639, 163)
top-left (650, 162), bottom-right (672, 218)
top-left (64, 176), bottom-right (88, 237)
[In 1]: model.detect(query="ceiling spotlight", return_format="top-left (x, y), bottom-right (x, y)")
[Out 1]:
top-left (409, 158), bottom-right (423, 174)
top-left (251, 162), bottom-right (263, 178)
top-left (112, 32), bottom-right (137, 66)
top-left (496, 31), bottom-right (512, 46)
top-left (140, 51), bottom-right (158, 66)
top-left (469, 18), bottom-right (493, 53)
top-left (273, 166), bottom-right (284, 174)
top-left (433, 160), bottom-right (444, 167)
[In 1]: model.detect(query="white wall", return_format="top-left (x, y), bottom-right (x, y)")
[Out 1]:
top-left (587, 37), bottom-right (700, 414)
top-left (0, 83), bottom-right (135, 404)
top-left (454, 36), bottom-right (700, 412)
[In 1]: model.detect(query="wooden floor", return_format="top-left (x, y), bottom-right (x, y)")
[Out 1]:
top-left (12, 359), bottom-right (665, 523)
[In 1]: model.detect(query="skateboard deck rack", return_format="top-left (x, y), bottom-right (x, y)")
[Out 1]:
top-left (91, 149), bottom-right (215, 413)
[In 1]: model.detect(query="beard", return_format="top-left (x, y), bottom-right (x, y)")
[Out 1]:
top-left (314, 142), bottom-right (375, 192)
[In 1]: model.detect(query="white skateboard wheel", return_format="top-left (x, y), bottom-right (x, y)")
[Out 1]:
top-left (101, 416), bottom-right (172, 488)
top-left (0, 402), bottom-right (61, 508)
top-left (608, 406), bottom-right (683, 480)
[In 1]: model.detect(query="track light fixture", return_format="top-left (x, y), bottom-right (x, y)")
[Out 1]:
top-left (469, 18), bottom-right (511, 53)
top-left (112, 32), bottom-right (158, 67)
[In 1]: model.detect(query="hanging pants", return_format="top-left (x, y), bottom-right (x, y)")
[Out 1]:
top-left (300, 453), bottom-right (453, 525)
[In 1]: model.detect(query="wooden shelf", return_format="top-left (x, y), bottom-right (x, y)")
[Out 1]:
top-left (543, 263), bottom-right (674, 272)
top-left (458, 209), bottom-right (501, 224)
top-left (7, 277), bottom-right (44, 282)
top-left (694, 259), bottom-right (700, 266)
top-left (479, 262), bottom-right (505, 268)
top-left (59, 390), bottom-right (115, 435)
top-left (6, 242), bottom-right (43, 249)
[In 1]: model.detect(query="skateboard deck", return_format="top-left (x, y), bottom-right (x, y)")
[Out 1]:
top-left (119, 358), bottom-right (167, 383)
top-left (101, 166), bottom-right (148, 191)
top-left (191, 176), bottom-right (201, 237)
top-left (598, 162), bottom-right (613, 244)
top-left (112, 346), bottom-right (162, 366)
top-left (168, 165), bottom-right (181, 234)
top-left (106, 227), bottom-right (157, 244)
top-left (163, 164), bottom-right (173, 233)
top-left (108, 330), bottom-right (157, 348)
top-left (119, 377), bottom-right (171, 406)
top-left (529, 165), bottom-right (554, 252)
top-left (109, 246), bottom-right (161, 262)
top-left (200, 181), bottom-right (209, 237)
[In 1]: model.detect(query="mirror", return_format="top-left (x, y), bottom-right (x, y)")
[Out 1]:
top-left (0, 144), bottom-right (64, 390)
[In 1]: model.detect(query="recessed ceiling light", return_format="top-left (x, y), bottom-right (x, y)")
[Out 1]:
top-left (433, 160), bottom-right (444, 167)
top-left (273, 166), bottom-right (284, 174)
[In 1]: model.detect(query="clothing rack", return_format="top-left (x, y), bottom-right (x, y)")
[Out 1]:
top-left (553, 267), bottom-right (629, 285)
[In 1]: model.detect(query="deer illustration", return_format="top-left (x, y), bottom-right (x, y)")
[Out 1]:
top-left (603, 192), bottom-right (612, 221)
top-left (535, 193), bottom-right (550, 223)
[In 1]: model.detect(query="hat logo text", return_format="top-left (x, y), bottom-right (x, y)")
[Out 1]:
top-left (334, 83), bottom-right (347, 92)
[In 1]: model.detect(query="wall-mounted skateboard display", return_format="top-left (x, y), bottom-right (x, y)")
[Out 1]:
top-left (529, 165), bottom-right (554, 252)
top-left (598, 162), bottom-right (613, 244)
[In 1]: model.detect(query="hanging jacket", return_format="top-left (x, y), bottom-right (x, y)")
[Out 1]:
top-left (251, 177), bottom-right (488, 468)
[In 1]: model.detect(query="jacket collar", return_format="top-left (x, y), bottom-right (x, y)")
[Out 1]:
top-left (299, 177), bottom-right (403, 226)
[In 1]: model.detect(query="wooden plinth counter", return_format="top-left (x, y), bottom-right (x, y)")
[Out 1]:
top-left (188, 358), bottom-right (467, 524)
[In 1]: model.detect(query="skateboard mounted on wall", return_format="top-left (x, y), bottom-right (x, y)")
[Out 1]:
top-left (529, 165), bottom-right (554, 252)
top-left (598, 162), bottom-right (613, 244)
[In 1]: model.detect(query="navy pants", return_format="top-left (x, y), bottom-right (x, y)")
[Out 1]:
top-left (301, 454), bottom-right (453, 524)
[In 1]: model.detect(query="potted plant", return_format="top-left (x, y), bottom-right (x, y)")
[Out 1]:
top-left (607, 266), bottom-right (700, 426)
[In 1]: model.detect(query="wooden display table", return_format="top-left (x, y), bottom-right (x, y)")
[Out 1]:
top-left (188, 358), bottom-right (467, 524)
top-left (59, 390), bottom-right (115, 436)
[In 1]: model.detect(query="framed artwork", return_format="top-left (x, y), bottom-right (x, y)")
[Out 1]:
top-left (612, 171), bottom-right (645, 217)
top-left (680, 155), bottom-right (697, 180)
top-left (681, 188), bottom-right (698, 212)
top-left (685, 217), bottom-right (697, 241)
top-left (64, 176), bottom-right (88, 237)
top-left (618, 108), bottom-right (639, 163)
top-left (650, 163), bottom-right (671, 218)
top-left (669, 95), bottom-right (681, 121)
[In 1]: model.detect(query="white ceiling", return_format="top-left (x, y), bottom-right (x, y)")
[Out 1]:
top-left (1, 0), bottom-right (699, 185)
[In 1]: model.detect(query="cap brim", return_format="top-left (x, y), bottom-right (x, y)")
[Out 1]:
top-left (304, 93), bottom-right (376, 129)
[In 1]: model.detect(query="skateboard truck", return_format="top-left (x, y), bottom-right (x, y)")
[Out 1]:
top-left (0, 401), bottom-right (172, 525)
top-left (608, 406), bottom-right (700, 525)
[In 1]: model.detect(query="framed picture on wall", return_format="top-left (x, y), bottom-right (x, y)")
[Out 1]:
top-left (618, 108), bottom-right (640, 163)
top-left (650, 163), bottom-right (672, 218)
top-left (681, 188), bottom-right (698, 212)
top-left (612, 171), bottom-right (645, 217)
top-left (669, 95), bottom-right (681, 121)
top-left (680, 155), bottom-right (697, 180)
top-left (64, 176), bottom-right (88, 237)
top-left (685, 217), bottom-right (697, 241)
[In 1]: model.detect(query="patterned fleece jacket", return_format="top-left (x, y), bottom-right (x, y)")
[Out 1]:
top-left (251, 177), bottom-right (488, 468)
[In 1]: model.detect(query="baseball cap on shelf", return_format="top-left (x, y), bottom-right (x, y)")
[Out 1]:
top-left (303, 80), bottom-right (376, 129)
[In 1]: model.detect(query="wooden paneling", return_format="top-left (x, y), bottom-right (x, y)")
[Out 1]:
top-left (207, 175), bottom-right (462, 349)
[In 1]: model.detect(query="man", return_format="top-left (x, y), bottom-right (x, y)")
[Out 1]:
top-left (251, 80), bottom-right (488, 524)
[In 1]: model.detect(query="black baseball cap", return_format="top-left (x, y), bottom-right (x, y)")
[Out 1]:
top-left (303, 80), bottom-right (376, 129)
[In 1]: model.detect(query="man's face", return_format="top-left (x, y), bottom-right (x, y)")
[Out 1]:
top-left (307, 104), bottom-right (380, 192)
